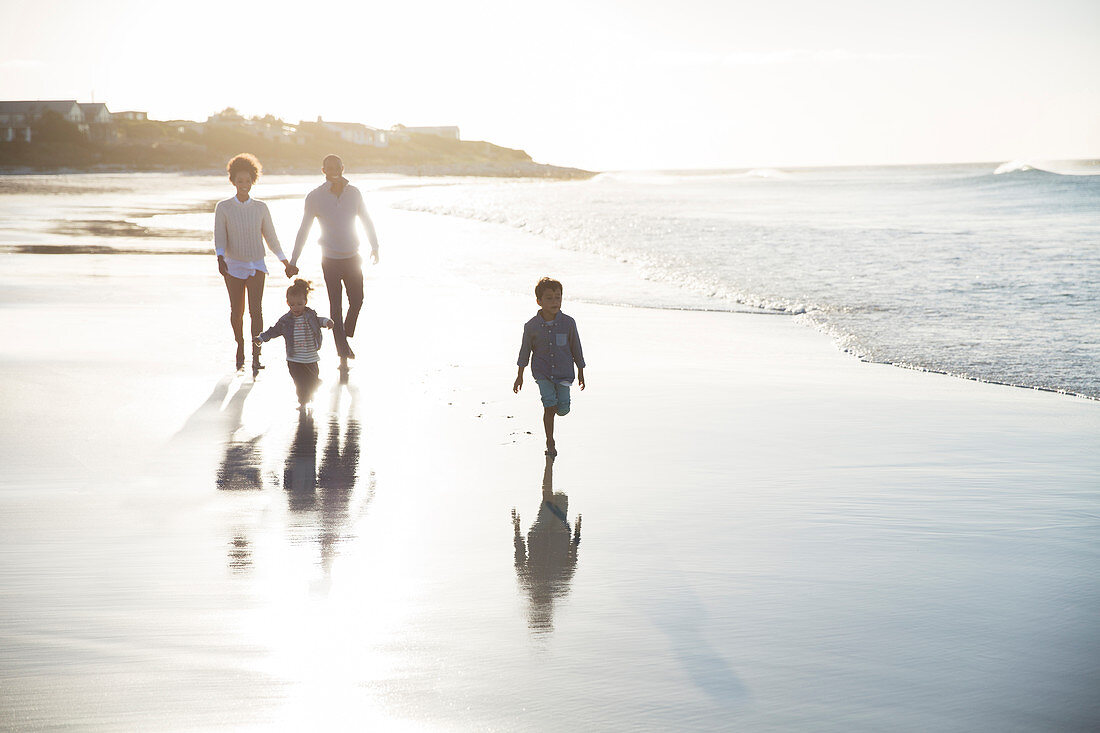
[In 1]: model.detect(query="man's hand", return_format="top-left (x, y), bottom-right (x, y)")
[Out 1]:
top-left (578, 368), bottom-right (585, 390)
top-left (217, 255), bottom-right (228, 276)
top-left (370, 250), bottom-right (379, 265)
top-left (513, 375), bottom-right (523, 393)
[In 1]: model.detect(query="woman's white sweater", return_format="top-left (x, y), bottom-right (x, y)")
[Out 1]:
top-left (213, 196), bottom-right (286, 263)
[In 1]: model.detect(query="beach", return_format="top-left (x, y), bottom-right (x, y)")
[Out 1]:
top-left (2, 195), bottom-right (1099, 731)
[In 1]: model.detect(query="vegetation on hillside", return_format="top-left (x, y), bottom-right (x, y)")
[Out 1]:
top-left (0, 110), bottom-right (595, 178)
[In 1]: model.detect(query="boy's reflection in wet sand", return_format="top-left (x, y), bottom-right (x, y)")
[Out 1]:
top-left (512, 456), bottom-right (582, 634)
top-left (317, 384), bottom-right (373, 574)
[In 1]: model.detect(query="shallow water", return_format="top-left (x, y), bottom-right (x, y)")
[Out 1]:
top-left (5, 166), bottom-right (1098, 398)
top-left (386, 165), bottom-right (1100, 398)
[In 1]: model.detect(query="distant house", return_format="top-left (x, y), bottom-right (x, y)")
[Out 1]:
top-left (251, 119), bottom-right (305, 144)
top-left (394, 124), bottom-right (460, 141)
top-left (206, 108), bottom-right (246, 126)
top-left (112, 110), bottom-right (148, 122)
top-left (78, 102), bottom-right (116, 141)
top-left (312, 117), bottom-right (388, 147)
top-left (78, 103), bottom-right (111, 125)
top-left (0, 102), bottom-right (34, 142)
top-left (171, 120), bottom-right (204, 135)
top-left (0, 100), bottom-right (86, 142)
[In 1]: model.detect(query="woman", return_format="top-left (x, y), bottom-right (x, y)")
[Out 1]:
top-left (213, 153), bottom-right (293, 373)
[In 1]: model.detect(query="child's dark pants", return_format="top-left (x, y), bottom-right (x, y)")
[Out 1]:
top-left (287, 361), bottom-right (320, 405)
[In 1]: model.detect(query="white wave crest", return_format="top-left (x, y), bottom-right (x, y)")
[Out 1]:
top-left (742, 168), bottom-right (791, 180)
top-left (994, 159), bottom-right (1100, 176)
top-left (994, 160), bottom-right (1034, 175)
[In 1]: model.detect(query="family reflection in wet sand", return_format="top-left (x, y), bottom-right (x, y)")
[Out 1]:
top-left (196, 378), bottom-right (373, 575)
top-left (284, 384), bottom-right (375, 575)
top-left (198, 376), bottom-right (585, 630)
top-left (512, 456), bottom-right (582, 633)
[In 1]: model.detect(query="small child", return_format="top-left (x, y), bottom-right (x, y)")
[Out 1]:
top-left (255, 279), bottom-right (333, 408)
top-left (513, 277), bottom-right (586, 456)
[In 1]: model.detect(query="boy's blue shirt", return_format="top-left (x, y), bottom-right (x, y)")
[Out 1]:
top-left (517, 311), bottom-right (585, 384)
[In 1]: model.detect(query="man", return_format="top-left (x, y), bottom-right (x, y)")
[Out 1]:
top-left (289, 154), bottom-right (379, 372)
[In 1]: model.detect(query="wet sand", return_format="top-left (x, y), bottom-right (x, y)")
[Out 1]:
top-left (1, 207), bottom-right (1099, 731)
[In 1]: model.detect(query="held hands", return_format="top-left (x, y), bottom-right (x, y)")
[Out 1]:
top-left (253, 336), bottom-right (263, 346)
top-left (284, 261), bottom-right (299, 278)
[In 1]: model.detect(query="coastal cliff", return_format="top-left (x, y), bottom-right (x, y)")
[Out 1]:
top-left (0, 114), bottom-right (595, 179)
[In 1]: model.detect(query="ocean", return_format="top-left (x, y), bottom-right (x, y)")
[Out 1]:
top-left (2, 162), bottom-right (1098, 399)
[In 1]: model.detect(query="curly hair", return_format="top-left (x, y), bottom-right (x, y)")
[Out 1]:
top-left (226, 153), bottom-right (262, 183)
top-left (287, 278), bottom-right (312, 300)
top-left (535, 277), bottom-right (563, 299)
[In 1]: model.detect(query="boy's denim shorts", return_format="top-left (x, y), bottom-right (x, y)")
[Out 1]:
top-left (535, 379), bottom-right (571, 416)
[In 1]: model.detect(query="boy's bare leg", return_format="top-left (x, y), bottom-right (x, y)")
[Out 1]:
top-left (543, 406), bottom-right (557, 455)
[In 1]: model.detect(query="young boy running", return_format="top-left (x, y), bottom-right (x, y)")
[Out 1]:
top-left (513, 277), bottom-right (586, 456)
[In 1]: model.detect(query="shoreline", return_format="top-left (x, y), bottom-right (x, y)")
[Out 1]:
top-left (1, 239), bottom-right (1098, 404)
top-left (0, 161), bottom-right (1095, 402)
top-left (0, 163), bottom-right (598, 179)
top-left (848, 356), bottom-right (1100, 403)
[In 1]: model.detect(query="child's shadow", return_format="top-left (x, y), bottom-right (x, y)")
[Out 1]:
top-left (511, 456), bottom-right (582, 634)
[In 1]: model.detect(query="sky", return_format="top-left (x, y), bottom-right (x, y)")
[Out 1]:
top-left (1, 0), bottom-right (1098, 170)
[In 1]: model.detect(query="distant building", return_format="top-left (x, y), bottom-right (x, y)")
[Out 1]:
top-left (252, 119), bottom-right (306, 145)
top-left (394, 124), bottom-right (460, 141)
top-left (206, 108), bottom-right (246, 125)
top-left (78, 102), bottom-right (116, 141)
top-left (0, 101), bottom-right (34, 142)
top-left (205, 110), bottom-right (309, 144)
top-left (312, 117), bottom-right (388, 147)
top-left (112, 110), bottom-right (148, 122)
top-left (0, 100), bottom-right (87, 142)
top-left (78, 103), bottom-right (111, 125)
top-left (171, 120), bottom-right (204, 135)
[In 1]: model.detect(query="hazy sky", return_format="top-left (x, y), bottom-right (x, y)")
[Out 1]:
top-left (1, 0), bottom-right (1097, 170)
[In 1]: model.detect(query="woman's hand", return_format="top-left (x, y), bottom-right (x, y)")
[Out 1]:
top-left (217, 255), bottom-right (228, 276)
